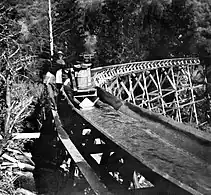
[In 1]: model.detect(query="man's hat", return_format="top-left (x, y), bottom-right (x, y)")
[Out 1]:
top-left (58, 51), bottom-right (64, 55)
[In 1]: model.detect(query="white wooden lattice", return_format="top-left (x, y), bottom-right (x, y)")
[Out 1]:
top-left (92, 58), bottom-right (207, 125)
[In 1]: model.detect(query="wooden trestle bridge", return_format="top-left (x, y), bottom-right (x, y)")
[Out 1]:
top-left (45, 58), bottom-right (211, 195)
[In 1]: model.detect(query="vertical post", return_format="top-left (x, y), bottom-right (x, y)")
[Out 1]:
top-left (129, 75), bottom-right (136, 105)
top-left (156, 69), bottom-right (166, 115)
top-left (171, 67), bottom-right (182, 122)
top-left (143, 72), bottom-right (151, 110)
top-left (187, 65), bottom-right (199, 124)
top-left (116, 77), bottom-right (121, 99)
top-left (48, 0), bottom-right (54, 58)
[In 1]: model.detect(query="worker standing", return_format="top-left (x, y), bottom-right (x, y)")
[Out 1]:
top-left (55, 51), bottom-right (66, 90)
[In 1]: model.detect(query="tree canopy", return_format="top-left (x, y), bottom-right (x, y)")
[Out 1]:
top-left (0, 0), bottom-right (211, 192)
top-left (48, 0), bottom-right (210, 67)
top-left (1, 0), bottom-right (210, 66)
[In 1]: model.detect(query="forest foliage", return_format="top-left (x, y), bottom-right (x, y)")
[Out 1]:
top-left (0, 0), bottom-right (211, 140)
top-left (3, 0), bottom-right (209, 67)
top-left (0, 0), bottom-right (211, 193)
top-left (0, 0), bottom-right (210, 140)
top-left (50, 0), bottom-right (211, 67)
top-left (0, 0), bottom-right (45, 156)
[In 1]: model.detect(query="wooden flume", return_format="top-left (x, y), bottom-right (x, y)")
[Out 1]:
top-left (41, 57), bottom-right (210, 194)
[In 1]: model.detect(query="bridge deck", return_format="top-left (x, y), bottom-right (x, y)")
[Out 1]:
top-left (78, 101), bottom-right (211, 195)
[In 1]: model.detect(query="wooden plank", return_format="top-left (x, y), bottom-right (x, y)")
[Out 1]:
top-left (129, 75), bottom-right (136, 104)
top-left (78, 101), bottom-right (211, 195)
top-left (187, 65), bottom-right (199, 124)
top-left (12, 133), bottom-right (40, 139)
top-left (0, 133), bottom-right (40, 140)
top-left (51, 111), bottom-right (112, 195)
top-left (143, 72), bottom-right (151, 110)
top-left (96, 87), bottom-right (211, 143)
top-left (155, 69), bottom-right (166, 115)
top-left (54, 85), bottom-right (210, 195)
top-left (120, 81), bottom-right (131, 100)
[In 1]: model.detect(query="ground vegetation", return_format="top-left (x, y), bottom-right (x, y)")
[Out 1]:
top-left (0, 0), bottom-right (211, 194)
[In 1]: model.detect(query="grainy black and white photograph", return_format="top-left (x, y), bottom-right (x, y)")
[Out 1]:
top-left (0, 0), bottom-right (211, 194)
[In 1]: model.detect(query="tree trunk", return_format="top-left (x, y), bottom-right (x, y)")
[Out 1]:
top-left (48, 0), bottom-right (54, 58)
